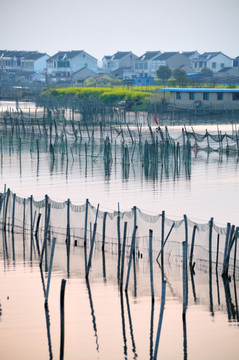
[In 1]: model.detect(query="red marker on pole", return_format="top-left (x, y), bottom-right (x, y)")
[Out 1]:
top-left (154, 115), bottom-right (158, 125)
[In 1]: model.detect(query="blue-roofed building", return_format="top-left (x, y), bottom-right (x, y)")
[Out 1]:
top-left (133, 76), bottom-right (154, 86)
top-left (157, 88), bottom-right (239, 110)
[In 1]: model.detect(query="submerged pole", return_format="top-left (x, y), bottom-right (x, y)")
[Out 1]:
top-left (60, 279), bottom-right (66, 360)
top-left (189, 225), bottom-right (197, 268)
top-left (153, 280), bottom-right (166, 360)
top-left (84, 198), bottom-right (89, 246)
top-left (120, 222), bottom-right (127, 288)
top-left (102, 211), bottom-right (107, 251)
top-left (125, 225), bottom-right (138, 292)
top-left (182, 241), bottom-right (188, 318)
top-left (45, 237), bottom-right (56, 303)
top-left (149, 229), bottom-right (154, 301)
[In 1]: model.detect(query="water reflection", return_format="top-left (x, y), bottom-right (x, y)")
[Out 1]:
top-left (86, 279), bottom-right (100, 353)
top-left (1, 225), bottom-right (239, 359)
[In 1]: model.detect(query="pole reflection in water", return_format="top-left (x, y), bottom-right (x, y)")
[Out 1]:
top-left (189, 266), bottom-right (197, 303)
top-left (102, 248), bottom-right (106, 281)
top-left (86, 279), bottom-right (100, 353)
top-left (233, 276), bottom-right (239, 322)
top-left (44, 302), bottom-right (53, 360)
top-left (149, 300), bottom-right (154, 360)
top-left (120, 288), bottom-right (128, 359)
top-left (153, 280), bottom-right (166, 360)
top-left (183, 313), bottom-right (188, 360)
top-left (60, 279), bottom-right (66, 360)
top-left (223, 275), bottom-right (237, 321)
top-left (125, 291), bottom-right (137, 359)
top-left (1, 223), bottom-right (239, 360)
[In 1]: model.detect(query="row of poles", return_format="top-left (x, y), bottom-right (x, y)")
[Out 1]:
top-left (1, 195), bottom-right (239, 359)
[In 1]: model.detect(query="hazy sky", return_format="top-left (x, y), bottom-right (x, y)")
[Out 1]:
top-left (0, 0), bottom-right (238, 61)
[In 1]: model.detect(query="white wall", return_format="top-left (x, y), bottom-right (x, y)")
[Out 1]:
top-left (207, 54), bottom-right (233, 73)
top-left (71, 52), bottom-right (97, 73)
top-left (34, 54), bottom-right (49, 72)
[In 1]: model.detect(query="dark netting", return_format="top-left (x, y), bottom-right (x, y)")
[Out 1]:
top-left (0, 188), bottom-right (238, 276)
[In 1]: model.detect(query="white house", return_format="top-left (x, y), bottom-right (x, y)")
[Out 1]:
top-left (134, 51), bottom-right (161, 77)
top-left (46, 50), bottom-right (98, 81)
top-left (20, 52), bottom-right (49, 72)
top-left (192, 52), bottom-right (233, 73)
top-left (152, 52), bottom-right (192, 73)
top-left (0, 50), bottom-right (49, 72)
top-left (102, 51), bottom-right (137, 74)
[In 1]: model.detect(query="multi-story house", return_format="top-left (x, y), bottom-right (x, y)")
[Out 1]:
top-left (21, 52), bottom-right (49, 72)
top-left (46, 50), bottom-right (97, 82)
top-left (152, 52), bottom-right (192, 73)
top-left (102, 51), bottom-right (137, 75)
top-left (192, 52), bottom-right (233, 73)
top-left (134, 51), bottom-right (161, 77)
top-left (0, 50), bottom-right (49, 72)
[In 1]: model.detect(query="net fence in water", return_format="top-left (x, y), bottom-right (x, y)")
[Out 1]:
top-left (1, 111), bottom-right (239, 154)
top-left (0, 188), bottom-right (238, 275)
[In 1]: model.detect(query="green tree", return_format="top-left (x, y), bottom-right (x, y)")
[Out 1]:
top-left (172, 68), bottom-right (187, 86)
top-left (199, 67), bottom-right (213, 76)
top-left (156, 65), bottom-right (172, 86)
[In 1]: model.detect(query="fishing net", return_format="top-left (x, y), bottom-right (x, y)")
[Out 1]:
top-left (0, 189), bottom-right (238, 275)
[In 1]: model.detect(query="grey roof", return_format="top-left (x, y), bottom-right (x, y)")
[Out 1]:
top-left (137, 51), bottom-right (161, 61)
top-left (111, 51), bottom-right (132, 60)
top-left (47, 51), bottom-right (84, 61)
top-left (182, 51), bottom-right (198, 57)
top-left (0, 50), bottom-right (47, 60)
top-left (196, 52), bottom-right (232, 61)
top-left (153, 52), bottom-right (179, 61)
top-left (217, 67), bottom-right (233, 73)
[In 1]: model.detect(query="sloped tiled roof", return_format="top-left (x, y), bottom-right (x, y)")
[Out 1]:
top-left (0, 50), bottom-right (47, 59)
top-left (21, 51), bottom-right (47, 60)
top-left (196, 52), bottom-right (232, 61)
top-left (153, 52), bottom-right (179, 61)
top-left (217, 67), bottom-right (234, 73)
top-left (182, 51), bottom-right (198, 57)
top-left (111, 51), bottom-right (132, 60)
top-left (137, 51), bottom-right (161, 61)
top-left (47, 51), bottom-right (84, 61)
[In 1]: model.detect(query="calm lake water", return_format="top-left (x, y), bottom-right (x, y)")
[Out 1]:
top-left (0, 101), bottom-right (239, 359)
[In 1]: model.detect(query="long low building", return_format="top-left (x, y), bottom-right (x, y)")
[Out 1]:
top-left (158, 88), bottom-right (239, 111)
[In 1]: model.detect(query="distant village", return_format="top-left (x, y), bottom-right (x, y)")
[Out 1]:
top-left (1, 49), bottom-right (239, 87)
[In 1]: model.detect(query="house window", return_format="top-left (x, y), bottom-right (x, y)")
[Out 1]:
top-left (203, 92), bottom-right (209, 100)
top-left (139, 63), bottom-right (143, 70)
top-left (199, 62), bottom-right (203, 68)
top-left (220, 63), bottom-right (224, 68)
top-left (212, 62), bottom-right (216, 69)
top-left (176, 92), bottom-right (181, 100)
top-left (232, 93), bottom-right (239, 100)
top-left (189, 92), bottom-right (195, 100)
top-left (144, 63), bottom-right (148, 70)
top-left (135, 63), bottom-right (139, 70)
top-left (217, 92), bottom-right (223, 100)
top-left (57, 61), bottom-right (70, 68)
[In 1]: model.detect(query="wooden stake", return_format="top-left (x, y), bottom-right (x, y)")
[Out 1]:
top-left (149, 229), bottom-right (154, 301)
top-left (60, 279), bottom-right (66, 360)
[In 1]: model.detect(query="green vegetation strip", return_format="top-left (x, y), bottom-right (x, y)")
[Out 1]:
top-left (43, 86), bottom-right (158, 103)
